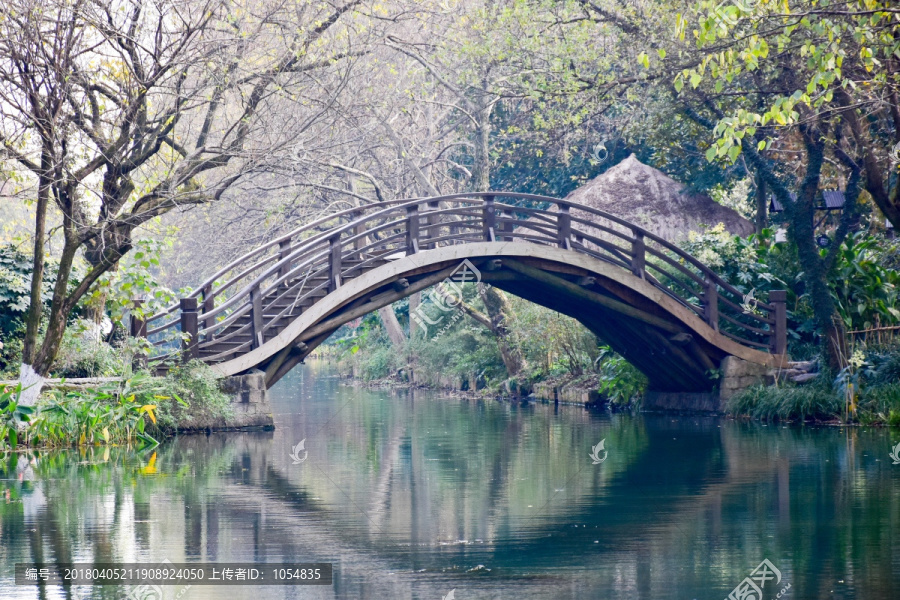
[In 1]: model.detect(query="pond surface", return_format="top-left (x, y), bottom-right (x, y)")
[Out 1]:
top-left (1, 360), bottom-right (899, 599)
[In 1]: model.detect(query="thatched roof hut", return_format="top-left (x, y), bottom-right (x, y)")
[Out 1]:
top-left (562, 154), bottom-right (753, 242)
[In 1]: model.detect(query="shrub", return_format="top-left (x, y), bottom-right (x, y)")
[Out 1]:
top-left (596, 346), bottom-right (647, 408)
top-left (857, 383), bottom-right (900, 426)
top-left (127, 362), bottom-right (232, 432)
top-left (50, 320), bottom-right (125, 378)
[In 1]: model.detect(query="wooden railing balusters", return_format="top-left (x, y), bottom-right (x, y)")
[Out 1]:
top-left (278, 239), bottom-right (292, 278)
top-left (351, 211), bottom-right (364, 261)
top-left (500, 208), bottom-right (514, 241)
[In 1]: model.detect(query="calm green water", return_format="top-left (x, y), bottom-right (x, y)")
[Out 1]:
top-left (1, 360), bottom-right (899, 599)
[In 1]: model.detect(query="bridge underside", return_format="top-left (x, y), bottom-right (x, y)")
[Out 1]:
top-left (211, 244), bottom-right (779, 392)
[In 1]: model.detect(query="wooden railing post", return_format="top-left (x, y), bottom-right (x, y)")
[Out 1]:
top-left (278, 239), bottom-right (292, 278)
top-left (180, 297), bottom-right (199, 361)
top-left (249, 287), bottom-right (264, 349)
top-left (770, 289), bottom-right (787, 354)
top-left (202, 284), bottom-right (215, 334)
top-left (703, 279), bottom-right (719, 331)
top-left (500, 208), bottom-right (514, 241)
top-left (130, 299), bottom-right (147, 369)
top-left (483, 195), bottom-right (496, 242)
top-left (350, 211), bottom-right (364, 260)
top-left (557, 203), bottom-right (571, 249)
top-left (406, 204), bottom-right (420, 255)
top-left (328, 234), bottom-right (342, 292)
top-left (630, 231), bottom-right (646, 278)
top-left (426, 200), bottom-right (440, 249)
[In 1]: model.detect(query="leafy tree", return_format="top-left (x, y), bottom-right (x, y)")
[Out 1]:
top-left (0, 0), bottom-right (368, 400)
top-left (628, 0), bottom-right (900, 368)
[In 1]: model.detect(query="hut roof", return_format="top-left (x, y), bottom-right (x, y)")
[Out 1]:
top-left (562, 154), bottom-right (754, 242)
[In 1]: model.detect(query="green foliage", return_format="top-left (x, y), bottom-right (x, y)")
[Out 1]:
top-left (86, 238), bottom-right (180, 328)
top-left (127, 361), bottom-right (232, 432)
top-left (410, 324), bottom-right (507, 387)
top-left (0, 244), bottom-right (38, 317)
top-left (857, 384), bottom-right (900, 427)
top-left (0, 359), bottom-right (233, 448)
top-left (674, 0), bottom-right (898, 164)
top-left (49, 320), bottom-right (125, 378)
top-left (596, 346), bottom-right (648, 408)
top-left (729, 345), bottom-right (900, 424)
top-left (830, 233), bottom-right (900, 331)
top-left (30, 387), bottom-right (159, 448)
top-left (0, 243), bottom-right (64, 374)
top-left (726, 379), bottom-right (842, 422)
top-left (507, 297), bottom-right (599, 379)
top-left (0, 384), bottom-right (34, 449)
top-left (679, 228), bottom-right (900, 352)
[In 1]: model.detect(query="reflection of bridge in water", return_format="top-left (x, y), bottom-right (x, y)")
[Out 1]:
top-left (153, 414), bottom-right (798, 598)
top-left (5, 386), bottom-right (894, 599)
top-left (140, 193), bottom-right (787, 398)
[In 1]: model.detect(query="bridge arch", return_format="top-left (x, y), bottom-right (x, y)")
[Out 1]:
top-left (141, 193), bottom-right (787, 391)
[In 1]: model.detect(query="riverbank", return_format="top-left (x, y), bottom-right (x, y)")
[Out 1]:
top-left (335, 357), bottom-right (900, 426)
top-left (0, 362), bottom-right (272, 450)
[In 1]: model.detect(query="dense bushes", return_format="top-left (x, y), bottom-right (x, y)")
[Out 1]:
top-left (0, 360), bottom-right (233, 449)
top-left (728, 347), bottom-right (900, 424)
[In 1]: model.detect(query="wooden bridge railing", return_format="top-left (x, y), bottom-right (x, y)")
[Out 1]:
top-left (139, 193), bottom-right (788, 366)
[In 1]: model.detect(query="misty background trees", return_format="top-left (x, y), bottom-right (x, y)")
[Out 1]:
top-left (1, 0), bottom-right (898, 395)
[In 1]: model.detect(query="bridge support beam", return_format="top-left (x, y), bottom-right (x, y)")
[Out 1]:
top-left (173, 369), bottom-right (274, 431)
top-left (219, 369), bottom-right (274, 429)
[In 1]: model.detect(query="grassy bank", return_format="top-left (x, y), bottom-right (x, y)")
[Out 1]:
top-left (726, 349), bottom-right (900, 425)
top-left (0, 361), bottom-right (233, 450)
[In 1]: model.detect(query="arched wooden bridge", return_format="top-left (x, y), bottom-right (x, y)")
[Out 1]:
top-left (138, 193), bottom-right (787, 392)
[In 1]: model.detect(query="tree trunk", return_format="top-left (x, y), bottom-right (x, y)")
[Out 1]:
top-left (755, 173), bottom-right (767, 234)
top-left (378, 305), bottom-right (407, 348)
top-left (481, 287), bottom-right (524, 376)
top-left (784, 130), bottom-right (847, 371)
top-left (18, 161), bottom-right (52, 406)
